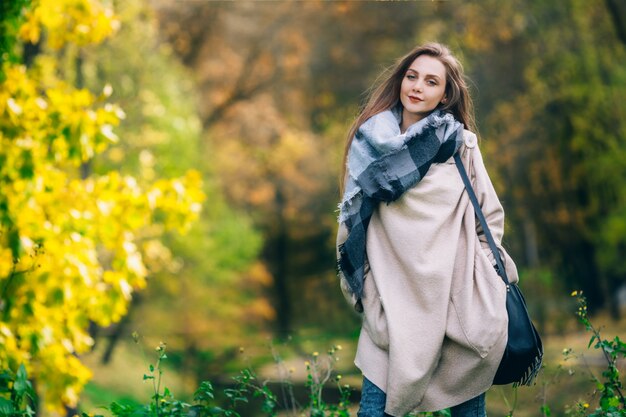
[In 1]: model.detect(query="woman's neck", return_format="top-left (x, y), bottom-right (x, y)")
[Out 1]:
top-left (400, 108), bottom-right (425, 133)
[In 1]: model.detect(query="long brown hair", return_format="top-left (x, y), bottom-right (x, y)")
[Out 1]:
top-left (340, 42), bottom-right (476, 193)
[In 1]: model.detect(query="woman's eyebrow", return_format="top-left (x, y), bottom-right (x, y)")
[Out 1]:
top-left (425, 74), bottom-right (442, 80)
top-left (406, 68), bottom-right (442, 80)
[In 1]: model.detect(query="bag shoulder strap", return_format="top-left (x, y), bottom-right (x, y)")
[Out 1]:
top-left (453, 152), bottom-right (510, 286)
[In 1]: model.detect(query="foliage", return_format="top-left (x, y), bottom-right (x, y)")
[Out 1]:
top-left (3, 0), bottom-right (626, 412)
top-left (0, 364), bottom-right (36, 417)
top-left (531, 291), bottom-right (626, 417)
top-left (0, 0), bottom-right (204, 411)
top-left (153, 1), bottom-right (626, 344)
top-left (155, 2), bottom-right (384, 337)
top-left (2, 307), bottom-right (626, 417)
top-left (18, 0), bottom-right (119, 50)
top-left (411, 411), bottom-right (450, 417)
top-left (567, 291), bottom-right (626, 416)
top-left (449, 0), bottom-right (626, 311)
top-left (301, 347), bottom-right (351, 417)
top-left (0, 0), bottom-right (30, 74)
top-left (69, 0), bottom-right (266, 381)
top-left (94, 342), bottom-right (274, 417)
top-left (86, 342), bottom-right (352, 417)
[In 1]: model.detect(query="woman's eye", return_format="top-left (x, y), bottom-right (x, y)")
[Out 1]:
top-left (406, 74), bottom-right (416, 80)
top-left (426, 79), bottom-right (437, 86)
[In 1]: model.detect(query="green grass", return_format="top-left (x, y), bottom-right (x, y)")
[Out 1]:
top-left (485, 310), bottom-right (626, 416)
top-left (80, 382), bottom-right (143, 415)
top-left (73, 340), bottom-right (194, 417)
top-left (69, 310), bottom-right (625, 417)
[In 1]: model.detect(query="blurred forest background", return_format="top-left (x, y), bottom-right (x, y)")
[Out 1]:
top-left (1, 0), bottom-right (626, 415)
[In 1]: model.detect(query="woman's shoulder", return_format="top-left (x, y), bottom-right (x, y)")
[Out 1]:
top-left (462, 129), bottom-right (478, 149)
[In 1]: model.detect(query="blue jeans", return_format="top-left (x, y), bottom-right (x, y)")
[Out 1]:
top-left (358, 377), bottom-right (486, 417)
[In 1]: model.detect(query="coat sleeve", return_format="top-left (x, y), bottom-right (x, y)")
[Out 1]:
top-left (470, 138), bottom-right (520, 284)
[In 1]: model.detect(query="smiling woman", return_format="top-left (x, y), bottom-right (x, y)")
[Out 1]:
top-left (399, 55), bottom-right (447, 131)
top-left (336, 43), bottom-right (517, 417)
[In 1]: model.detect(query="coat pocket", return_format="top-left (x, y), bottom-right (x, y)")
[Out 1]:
top-left (361, 274), bottom-right (389, 351)
top-left (447, 248), bottom-right (508, 358)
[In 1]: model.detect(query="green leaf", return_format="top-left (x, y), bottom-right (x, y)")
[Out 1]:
top-left (25, 405), bottom-right (36, 417)
top-left (8, 228), bottom-right (20, 259)
top-left (14, 364), bottom-right (31, 396)
top-left (0, 398), bottom-right (15, 416)
top-left (588, 334), bottom-right (597, 348)
top-left (0, 372), bottom-right (14, 393)
top-left (18, 150), bottom-right (34, 179)
top-left (194, 381), bottom-right (215, 402)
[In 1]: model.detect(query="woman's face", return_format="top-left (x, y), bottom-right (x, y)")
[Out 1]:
top-left (400, 55), bottom-right (447, 126)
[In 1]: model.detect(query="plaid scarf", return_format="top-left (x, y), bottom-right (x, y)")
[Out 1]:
top-left (338, 108), bottom-right (464, 299)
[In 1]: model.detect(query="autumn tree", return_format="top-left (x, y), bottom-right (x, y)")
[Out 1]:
top-left (0, 0), bottom-right (205, 410)
top-left (152, 0), bottom-right (626, 338)
top-left (51, 2), bottom-right (269, 384)
top-left (152, 0), bottom-right (448, 337)
top-left (418, 0), bottom-right (626, 315)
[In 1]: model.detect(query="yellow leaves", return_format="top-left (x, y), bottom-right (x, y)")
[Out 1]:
top-left (18, 18), bottom-right (41, 45)
top-left (213, 119), bottom-right (325, 217)
top-left (0, 1), bottom-right (206, 412)
top-left (123, 241), bottom-right (148, 280)
top-left (246, 261), bottom-right (273, 286)
top-left (0, 62), bottom-right (123, 172)
top-left (142, 239), bottom-right (176, 273)
top-left (148, 170), bottom-right (205, 233)
top-left (0, 248), bottom-right (13, 278)
top-left (6, 98), bottom-right (22, 116)
top-left (19, 0), bottom-right (119, 49)
top-left (247, 298), bottom-right (275, 321)
top-left (35, 344), bottom-right (93, 411)
top-left (0, 140), bottom-right (204, 411)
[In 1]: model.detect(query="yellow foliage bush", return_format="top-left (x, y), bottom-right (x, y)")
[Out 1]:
top-left (19, 0), bottom-right (119, 49)
top-left (0, 0), bottom-right (204, 411)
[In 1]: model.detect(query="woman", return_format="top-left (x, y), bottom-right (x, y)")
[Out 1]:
top-left (336, 43), bottom-right (519, 417)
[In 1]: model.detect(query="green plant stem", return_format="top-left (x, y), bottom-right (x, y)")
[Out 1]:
top-left (499, 386), bottom-right (517, 417)
top-left (540, 382), bottom-right (548, 417)
top-left (153, 354), bottom-right (162, 417)
top-left (270, 345), bottom-right (298, 414)
top-left (589, 324), bottom-right (625, 406)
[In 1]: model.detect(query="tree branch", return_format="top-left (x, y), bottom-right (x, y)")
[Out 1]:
top-left (201, 8), bottom-right (293, 129)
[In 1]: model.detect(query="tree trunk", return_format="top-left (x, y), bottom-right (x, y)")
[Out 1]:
top-left (22, 39), bottom-right (40, 68)
top-left (523, 217), bottom-right (540, 268)
top-left (270, 184), bottom-right (291, 338)
top-left (101, 293), bottom-right (142, 364)
top-left (605, 0), bottom-right (626, 45)
top-left (605, 273), bottom-right (622, 320)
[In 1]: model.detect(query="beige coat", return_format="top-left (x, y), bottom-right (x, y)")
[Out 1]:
top-left (337, 130), bottom-right (519, 416)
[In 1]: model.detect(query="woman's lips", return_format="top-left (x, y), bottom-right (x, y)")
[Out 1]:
top-left (408, 96), bottom-right (423, 103)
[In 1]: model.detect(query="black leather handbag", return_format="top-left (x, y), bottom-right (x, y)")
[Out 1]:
top-left (454, 153), bottom-right (543, 386)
